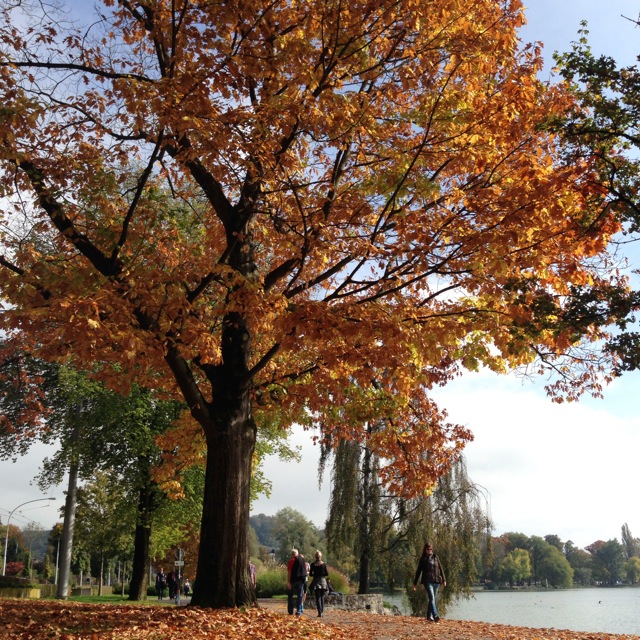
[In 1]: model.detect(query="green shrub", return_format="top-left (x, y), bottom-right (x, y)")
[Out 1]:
top-left (256, 565), bottom-right (287, 598)
top-left (0, 575), bottom-right (39, 589)
top-left (111, 583), bottom-right (129, 596)
top-left (405, 581), bottom-right (426, 616)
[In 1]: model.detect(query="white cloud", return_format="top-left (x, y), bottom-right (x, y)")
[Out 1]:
top-left (251, 429), bottom-right (330, 527)
top-left (433, 371), bottom-right (640, 548)
top-left (0, 442), bottom-right (62, 530)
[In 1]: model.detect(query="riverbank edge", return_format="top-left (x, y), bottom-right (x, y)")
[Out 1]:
top-left (257, 597), bottom-right (640, 640)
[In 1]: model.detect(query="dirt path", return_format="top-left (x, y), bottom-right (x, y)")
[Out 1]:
top-left (257, 598), bottom-right (640, 640)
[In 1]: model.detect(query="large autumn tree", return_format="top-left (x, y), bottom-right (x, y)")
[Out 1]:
top-left (0, 0), bottom-right (629, 607)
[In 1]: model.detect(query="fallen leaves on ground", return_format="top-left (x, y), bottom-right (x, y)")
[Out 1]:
top-left (2, 599), bottom-right (349, 640)
top-left (1, 598), bottom-right (638, 640)
top-left (262, 600), bottom-right (640, 640)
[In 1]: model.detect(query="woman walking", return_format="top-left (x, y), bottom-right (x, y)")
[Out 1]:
top-left (413, 542), bottom-right (446, 622)
top-left (309, 550), bottom-right (330, 617)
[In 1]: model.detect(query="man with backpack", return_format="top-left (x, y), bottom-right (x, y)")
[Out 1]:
top-left (286, 548), bottom-right (308, 616)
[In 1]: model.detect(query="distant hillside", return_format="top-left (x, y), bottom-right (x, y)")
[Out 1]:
top-left (249, 513), bottom-right (277, 549)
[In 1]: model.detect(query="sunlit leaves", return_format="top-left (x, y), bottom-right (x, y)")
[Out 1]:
top-left (0, 0), bottom-right (629, 509)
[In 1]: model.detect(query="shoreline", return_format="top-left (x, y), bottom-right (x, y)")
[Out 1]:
top-left (2, 597), bottom-right (640, 640)
top-left (258, 597), bottom-right (640, 640)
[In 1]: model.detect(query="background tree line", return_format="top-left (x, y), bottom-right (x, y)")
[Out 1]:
top-left (3, 429), bottom-right (640, 611)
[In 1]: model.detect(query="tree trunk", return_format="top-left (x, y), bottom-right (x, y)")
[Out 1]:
top-left (190, 408), bottom-right (257, 607)
top-left (128, 480), bottom-right (153, 600)
top-left (174, 210), bottom-right (258, 608)
top-left (189, 308), bottom-right (257, 608)
top-left (99, 553), bottom-right (104, 596)
top-left (358, 443), bottom-right (373, 595)
top-left (57, 452), bottom-right (79, 598)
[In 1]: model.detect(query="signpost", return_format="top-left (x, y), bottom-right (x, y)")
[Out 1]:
top-left (174, 549), bottom-right (184, 603)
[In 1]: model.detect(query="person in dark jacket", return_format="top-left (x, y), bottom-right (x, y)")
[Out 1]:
top-left (167, 570), bottom-right (178, 600)
top-left (155, 568), bottom-right (167, 600)
top-left (309, 550), bottom-right (330, 617)
top-left (287, 548), bottom-right (307, 616)
top-left (412, 542), bottom-right (446, 622)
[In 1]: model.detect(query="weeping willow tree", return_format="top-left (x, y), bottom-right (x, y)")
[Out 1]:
top-left (404, 460), bottom-right (492, 615)
top-left (321, 425), bottom-right (382, 593)
top-left (321, 434), bottom-right (491, 605)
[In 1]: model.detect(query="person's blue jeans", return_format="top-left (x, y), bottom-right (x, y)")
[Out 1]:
top-left (288, 581), bottom-right (306, 615)
top-left (425, 582), bottom-right (440, 619)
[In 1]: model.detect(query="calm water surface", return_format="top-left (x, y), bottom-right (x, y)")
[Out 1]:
top-left (387, 588), bottom-right (640, 635)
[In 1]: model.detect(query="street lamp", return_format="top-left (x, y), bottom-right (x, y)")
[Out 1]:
top-left (2, 497), bottom-right (56, 576)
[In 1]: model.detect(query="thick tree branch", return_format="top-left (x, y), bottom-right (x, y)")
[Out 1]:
top-left (16, 159), bottom-right (122, 277)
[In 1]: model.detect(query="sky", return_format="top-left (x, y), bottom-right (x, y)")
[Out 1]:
top-left (2, 0), bottom-right (640, 550)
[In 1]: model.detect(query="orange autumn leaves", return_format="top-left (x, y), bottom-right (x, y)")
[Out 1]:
top-left (1, 599), bottom-right (346, 640)
top-left (2, 599), bottom-right (638, 640)
top-left (0, 0), bottom-right (627, 504)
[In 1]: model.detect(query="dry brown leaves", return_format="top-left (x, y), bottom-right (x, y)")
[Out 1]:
top-left (1, 598), bottom-right (638, 640)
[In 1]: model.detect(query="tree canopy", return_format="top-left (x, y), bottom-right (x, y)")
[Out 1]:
top-left (0, 0), bottom-right (629, 606)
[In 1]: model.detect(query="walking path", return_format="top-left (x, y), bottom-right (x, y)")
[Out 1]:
top-left (257, 598), bottom-right (640, 640)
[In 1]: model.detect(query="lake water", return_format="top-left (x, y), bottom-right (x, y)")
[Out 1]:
top-left (385, 588), bottom-right (640, 636)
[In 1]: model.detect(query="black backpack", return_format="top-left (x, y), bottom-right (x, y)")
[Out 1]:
top-left (291, 555), bottom-right (308, 581)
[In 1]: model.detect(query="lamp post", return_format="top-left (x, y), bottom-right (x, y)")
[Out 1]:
top-left (2, 497), bottom-right (56, 576)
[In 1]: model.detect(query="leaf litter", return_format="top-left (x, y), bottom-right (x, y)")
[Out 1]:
top-left (1, 598), bottom-right (639, 640)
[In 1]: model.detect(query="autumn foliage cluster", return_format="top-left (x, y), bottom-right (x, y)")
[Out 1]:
top-left (0, 0), bottom-right (629, 606)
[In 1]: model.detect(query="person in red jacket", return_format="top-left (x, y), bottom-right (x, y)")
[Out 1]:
top-left (286, 548), bottom-right (307, 616)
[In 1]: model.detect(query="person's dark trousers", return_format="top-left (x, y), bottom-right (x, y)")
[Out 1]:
top-left (315, 588), bottom-right (326, 616)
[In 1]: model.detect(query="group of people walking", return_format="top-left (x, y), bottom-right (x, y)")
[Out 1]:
top-left (153, 540), bottom-right (446, 622)
top-left (155, 568), bottom-right (191, 603)
top-left (285, 541), bottom-right (446, 621)
top-left (286, 548), bottom-right (334, 617)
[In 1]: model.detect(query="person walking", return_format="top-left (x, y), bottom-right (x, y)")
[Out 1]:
top-left (286, 548), bottom-right (308, 616)
top-left (300, 555), bottom-right (310, 613)
top-left (167, 570), bottom-right (178, 601)
top-left (155, 568), bottom-right (167, 600)
top-left (412, 542), bottom-right (446, 622)
top-left (309, 550), bottom-right (329, 617)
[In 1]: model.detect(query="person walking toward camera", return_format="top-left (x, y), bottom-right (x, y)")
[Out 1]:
top-left (155, 568), bottom-right (167, 600)
top-left (412, 542), bottom-right (446, 622)
top-left (309, 550), bottom-right (329, 617)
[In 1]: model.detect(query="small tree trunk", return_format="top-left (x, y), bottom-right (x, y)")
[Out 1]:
top-left (57, 447), bottom-right (80, 599)
top-left (128, 465), bottom-right (154, 600)
top-left (358, 443), bottom-right (373, 594)
top-left (99, 554), bottom-right (104, 596)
